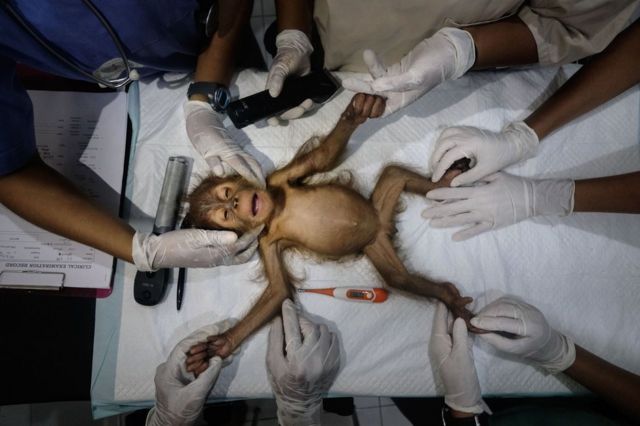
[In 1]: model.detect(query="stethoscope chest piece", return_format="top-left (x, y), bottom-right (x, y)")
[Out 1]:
top-left (2, 0), bottom-right (137, 88)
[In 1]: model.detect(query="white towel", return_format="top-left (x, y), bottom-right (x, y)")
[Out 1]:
top-left (103, 66), bottom-right (640, 402)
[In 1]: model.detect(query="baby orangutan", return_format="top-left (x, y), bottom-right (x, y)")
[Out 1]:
top-left (185, 93), bottom-right (473, 375)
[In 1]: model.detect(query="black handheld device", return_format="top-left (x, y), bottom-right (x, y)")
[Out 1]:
top-left (227, 69), bottom-right (340, 129)
top-left (134, 156), bottom-right (191, 306)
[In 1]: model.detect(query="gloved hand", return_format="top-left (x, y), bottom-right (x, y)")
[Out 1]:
top-left (146, 321), bottom-right (233, 426)
top-left (267, 299), bottom-right (340, 426)
top-left (132, 226), bottom-right (263, 271)
top-left (184, 100), bottom-right (265, 188)
top-left (430, 122), bottom-right (539, 186)
top-left (342, 27), bottom-right (475, 116)
top-left (470, 297), bottom-right (576, 373)
top-left (266, 29), bottom-right (315, 125)
top-left (430, 302), bottom-right (488, 414)
top-left (422, 172), bottom-right (574, 241)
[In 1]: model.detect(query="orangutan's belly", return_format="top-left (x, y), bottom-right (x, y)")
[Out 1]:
top-left (281, 185), bottom-right (379, 257)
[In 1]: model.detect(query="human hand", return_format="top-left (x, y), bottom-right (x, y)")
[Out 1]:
top-left (470, 297), bottom-right (576, 373)
top-left (341, 93), bottom-right (385, 125)
top-left (132, 226), bottom-right (263, 271)
top-left (430, 302), bottom-right (488, 414)
top-left (267, 299), bottom-right (340, 426)
top-left (184, 100), bottom-right (265, 188)
top-left (422, 172), bottom-right (574, 241)
top-left (342, 28), bottom-right (475, 116)
top-left (430, 122), bottom-right (539, 186)
top-left (146, 321), bottom-right (233, 426)
top-left (266, 30), bottom-right (315, 125)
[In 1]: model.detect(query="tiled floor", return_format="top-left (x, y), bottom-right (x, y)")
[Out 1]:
top-left (353, 398), bottom-right (413, 426)
top-left (239, 397), bottom-right (413, 426)
top-left (0, 402), bottom-right (122, 426)
top-left (0, 398), bottom-right (415, 426)
top-left (238, 397), bottom-right (414, 426)
top-left (233, 397), bottom-right (414, 426)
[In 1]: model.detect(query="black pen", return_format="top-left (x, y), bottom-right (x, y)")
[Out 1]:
top-left (176, 266), bottom-right (186, 310)
top-left (176, 215), bottom-right (190, 311)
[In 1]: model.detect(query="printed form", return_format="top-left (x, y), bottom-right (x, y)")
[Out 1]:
top-left (0, 90), bottom-right (128, 289)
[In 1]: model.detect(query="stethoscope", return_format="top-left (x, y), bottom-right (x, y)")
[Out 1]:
top-left (1, 0), bottom-right (139, 88)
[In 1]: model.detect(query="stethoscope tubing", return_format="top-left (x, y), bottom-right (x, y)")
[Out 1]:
top-left (2, 0), bottom-right (136, 88)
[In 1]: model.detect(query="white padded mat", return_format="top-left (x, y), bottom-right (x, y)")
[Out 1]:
top-left (98, 66), bottom-right (640, 404)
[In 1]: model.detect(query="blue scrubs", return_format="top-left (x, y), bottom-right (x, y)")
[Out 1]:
top-left (0, 0), bottom-right (203, 175)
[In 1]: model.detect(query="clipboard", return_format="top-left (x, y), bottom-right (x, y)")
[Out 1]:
top-left (0, 269), bottom-right (116, 298)
top-left (0, 68), bottom-right (131, 298)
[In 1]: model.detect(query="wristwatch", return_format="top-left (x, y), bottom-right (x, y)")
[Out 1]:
top-left (187, 82), bottom-right (230, 112)
top-left (441, 406), bottom-right (489, 426)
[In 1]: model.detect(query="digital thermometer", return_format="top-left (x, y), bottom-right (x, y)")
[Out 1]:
top-left (297, 287), bottom-right (389, 303)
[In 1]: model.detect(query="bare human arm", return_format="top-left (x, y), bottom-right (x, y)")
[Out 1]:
top-left (268, 93), bottom-right (385, 186)
top-left (565, 345), bottom-right (640, 421)
top-left (427, 20), bottom-right (640, 221)
top-left (525, 19), bottom-right (640, 141)
top-left (0, 2), bottom-right (261, 269)
top-left (573, 172), bottom-right (640, 214)
top-left (0, 156), bottom-right (135, 262)
top-left (266, 0), bottom-right (314, 117)
top-left (429, 18), bottom-right (638, 186)
top-left (450, 345), bottom-right (640, 422)
top-left (190, 0), bottom-right (252, 93)
top-left (524, 20), bottom-right (640, 214)
top-left (472, 297), bottom-right (640, 422)
top-left (466, 16), bottom-right (539, 69)
top-left (186, 0), bottom-right (266, 187)
top-left (341, 16), bottom-right (538, 118)
top-left (275, 0), bottom-right (312, 36)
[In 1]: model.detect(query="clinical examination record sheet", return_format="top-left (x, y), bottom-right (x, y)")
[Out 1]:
top-left (0, 90), bottom-right (127, 289)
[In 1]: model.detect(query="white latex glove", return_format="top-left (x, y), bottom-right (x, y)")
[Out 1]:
top-left (342, 27), bottom-right (475, 116)
top-left (431, 122), bottom-right (539, 186)
top-left (266, 30), bottom-right (315, 125)
top-left (132, 226), bottom-right (262, 271)
top-left (146, 321), bottom-right (233, 426)
top-left (184, 100), bottom-right (265, 188)
top-left (430, 302), bottom-right (488, 414)
top-left (470, 297), bottom-right (576, 374)
top-left (267, 299), bottom-right (340, 426)
top-left (422, 172), bottom-right (575, 241)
